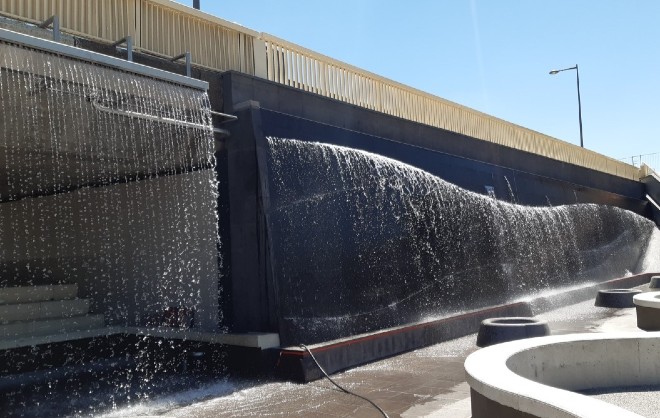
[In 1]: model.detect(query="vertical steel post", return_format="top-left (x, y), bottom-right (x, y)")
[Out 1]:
top-left (575, 64), bottom-right (584, 148)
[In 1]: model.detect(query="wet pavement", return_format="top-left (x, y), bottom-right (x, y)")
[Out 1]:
top-left (99, 285), bottom-right (653, 418)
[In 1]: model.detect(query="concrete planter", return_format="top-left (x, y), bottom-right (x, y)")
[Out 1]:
top-left (649, 276), bottom-right (660, 289)
top-left (594, 289), bottom-right (642, 308)
top-left (633, 291), bottom-right (660, 331)
top-left (466, 333), bottom-right (657, 418)
top-left (476, 317), bottom-right (549, 348)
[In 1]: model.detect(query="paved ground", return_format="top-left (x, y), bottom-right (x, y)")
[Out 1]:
top-left (100, 285), bottom-right (651, 418)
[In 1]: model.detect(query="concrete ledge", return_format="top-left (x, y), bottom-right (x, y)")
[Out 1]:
top-left (0, 299), bottom-right (90, 323)
top-left (275, 272), bottom-right (659, 382)
top-left (125, 327), bottom-right (280, 349)
top-left (521, 272), bottom-right (655, 313)
top-left (0, 314), bottom-right (104, 339)
top-left (276, 302), bottom-right (533, 382)
top-left (465, 332), bottom-right (660, 417)
top-left (0, 326), bottom-right (280, 350)
top-left (0, 284), bottom-right (78, 305)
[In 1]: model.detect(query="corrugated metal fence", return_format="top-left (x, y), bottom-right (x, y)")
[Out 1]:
top-left (0, 0), bottom-right (641, 180)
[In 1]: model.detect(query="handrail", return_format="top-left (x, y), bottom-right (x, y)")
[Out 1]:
top-left (90, 100), bottom-right (213, 132)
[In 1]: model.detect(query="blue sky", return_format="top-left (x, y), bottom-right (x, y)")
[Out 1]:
top-left (178, 0), bottom-right (659, 164)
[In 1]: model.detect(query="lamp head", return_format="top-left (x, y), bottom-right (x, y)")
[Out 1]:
top-left (549, 70), bottom-right (559, 75)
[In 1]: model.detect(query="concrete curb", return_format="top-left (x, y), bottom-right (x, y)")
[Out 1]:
top-left (276, 272), bottom-right (658, 382)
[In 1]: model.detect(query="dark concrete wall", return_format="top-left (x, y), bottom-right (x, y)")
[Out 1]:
top-left (221, 71), bottom-right (647, 210)
top-left (642, 173), bottom-right (660, 226)
top-left (220, 72), bottom-right (655, 341)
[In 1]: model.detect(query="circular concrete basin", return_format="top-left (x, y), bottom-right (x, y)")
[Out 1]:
top-left (649, 276), bottom-right (660, 289)
top-left (594, 289), bottom-right (642, 308)
top-left (465, 332), bottom-right (657, 418)
top-left (476, 317), bottom-right (549, 347)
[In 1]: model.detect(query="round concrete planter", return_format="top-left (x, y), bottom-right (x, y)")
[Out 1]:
top-left (594, 289), bottom-right (642, 308)
top-left (465, 333), bottom-right (654, 418)
top-left (649, 276), bottom-right (660, 289)
top-left (476, 317), bottom-right (550, 348)
top-left (633, 291), bottom-right (660, 331)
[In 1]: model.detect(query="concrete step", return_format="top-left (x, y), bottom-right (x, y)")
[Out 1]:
top-left (0, 284), bottom-right (78, 305)
top-left (0, 299), bottom-right (90, 324)
top-left (0, 314), bottom-right (105, 339)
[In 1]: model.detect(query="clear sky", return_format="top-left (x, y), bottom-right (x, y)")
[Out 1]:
top-left (177, 0), bottom-right (659, 165)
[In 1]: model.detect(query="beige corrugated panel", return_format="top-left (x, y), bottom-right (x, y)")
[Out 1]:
top-left (138, 0), bottom-right (256, 74)
top-left (261, 32), bottom-right (640, 180)
top-left (0, 0), bottom-right (258, 74)
top-left (0, 0), bottom-right (138, 42)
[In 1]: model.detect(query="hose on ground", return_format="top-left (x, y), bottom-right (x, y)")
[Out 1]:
top-left (299, 343), bottom-right (389, 418)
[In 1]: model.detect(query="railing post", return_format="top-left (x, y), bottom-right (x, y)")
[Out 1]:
top-left (253, 37), bottom-right (268, 79)
top-left (172, 52), bottom-right (192, 77)
top-left (112, 36), bottom-right (133, 62)
top-left (38, 15), bottom-right (60, 42)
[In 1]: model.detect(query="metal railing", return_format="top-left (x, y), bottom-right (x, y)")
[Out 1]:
top-left (621, 153), bottom-right (659, 174)
top-left (0, 0), bottom-right (643, 180)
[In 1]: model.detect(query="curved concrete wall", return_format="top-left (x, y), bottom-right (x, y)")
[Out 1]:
top-left (465, 333), bottom-right (660, 417)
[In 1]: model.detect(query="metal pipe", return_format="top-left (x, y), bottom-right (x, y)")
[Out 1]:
top-left (91, 100), bottom-right (213, 132)
top-left (193, 0), bottom-right (201, 10)
top-left (209, 110), bottom-right (238, 121)
top-left (38, 15), bottom-right (60, 42)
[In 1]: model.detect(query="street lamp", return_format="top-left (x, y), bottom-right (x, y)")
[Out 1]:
top-left (549, 65), bottom-right (584, 148)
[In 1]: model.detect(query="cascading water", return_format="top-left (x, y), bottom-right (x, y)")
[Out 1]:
top-left (266, 137), bottom-right (660, 344)
top-left (0, 42), bottom-right (220, 329)
top-left (0, 37), bottom-right (222, 416)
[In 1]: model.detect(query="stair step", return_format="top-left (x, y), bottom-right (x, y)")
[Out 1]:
top-left (0, 284), bottom-right (78, 305)
top-left (0, 314), bottom-right (105, 339)
top-left (0, 299), bottom-right (90, 323)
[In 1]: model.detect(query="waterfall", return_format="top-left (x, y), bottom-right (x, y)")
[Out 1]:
top-left (0, 41), bottom-right (220, 330)
top-left (267, 137), bottom-right (659, 343)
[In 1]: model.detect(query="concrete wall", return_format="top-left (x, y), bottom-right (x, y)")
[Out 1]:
top-left (0, 171), bottom-right (220, 331)
top-left (222, 71), bottom-right (647, 210)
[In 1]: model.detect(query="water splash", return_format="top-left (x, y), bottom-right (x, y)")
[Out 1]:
top-left (266, 137), bottom-right (659, 344)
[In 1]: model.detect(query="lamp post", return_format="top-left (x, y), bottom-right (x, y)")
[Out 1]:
top-left (549, 65), bottom-right (584, 148)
